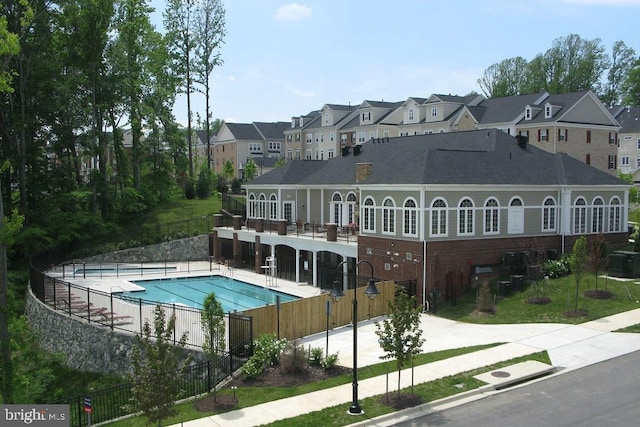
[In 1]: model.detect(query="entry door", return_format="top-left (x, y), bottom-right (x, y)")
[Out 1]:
top-left (283, 202), bottom-right (294, 224)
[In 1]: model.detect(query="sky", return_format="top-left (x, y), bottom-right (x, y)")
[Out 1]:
top-left (149, 0), bottom-right (640, 126)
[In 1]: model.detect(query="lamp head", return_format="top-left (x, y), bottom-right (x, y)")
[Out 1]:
top-left (364, 278), bottom-right (380, 300)
top-left (329, 279), bottom-right (345, 302)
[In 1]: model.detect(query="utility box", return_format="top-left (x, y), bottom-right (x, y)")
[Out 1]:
top-left (607, 251), bottom-right (640, 278)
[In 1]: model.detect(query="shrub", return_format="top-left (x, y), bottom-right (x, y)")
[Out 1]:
top-left (279, 341), bottom-right (307, 375)
top-left (184, 178), bottom-right (195, 199)
top-left (321, 353), bottom-right (339, 370)
top-left (308, 347), bottom-right (324, 367)
top-left (543, 256), bottom-right (571, 278)
top-left (240, 333), bottom-right (287, 380)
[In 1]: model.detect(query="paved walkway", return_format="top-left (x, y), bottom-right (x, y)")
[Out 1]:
top-left (169, 307), bottom-right (640, 427)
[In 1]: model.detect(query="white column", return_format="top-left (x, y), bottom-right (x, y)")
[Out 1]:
top-left (312, 251), bottom-right (318, 287)
top-left (295, 248), bottom-right (301, 283)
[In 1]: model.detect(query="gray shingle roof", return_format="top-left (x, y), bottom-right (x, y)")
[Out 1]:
top-left (612, 106), bottom-right (640, 133)
top-left (248, 129), bottom-right (624, 187)
top-left (254, 122), bottom-right (289, 139)
top-left (224, 123), bottom-right (263, 140)
top-left (473, 93), bottom-right (547, 124)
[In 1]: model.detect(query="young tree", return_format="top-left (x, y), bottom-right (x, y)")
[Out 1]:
top-left (222, 159), bottom-right (234, 180)
top-left (375, 288), bottom-right (425, 399)
top-left (201, 292), bottom-right (225, 401)
top-left (244, 158), bottom-right (258, 181)
top-left (570, 236), bottom-right (588, 314)
top-left (588, 234), bottom-right (609, 294)
top-left (129, 304), bottom-right (190, 426)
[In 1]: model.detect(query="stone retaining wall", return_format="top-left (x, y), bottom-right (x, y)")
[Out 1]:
top-left (26, 290), bottom-right (206, 376)
top-left (82, 235), bottom-right (211, 264)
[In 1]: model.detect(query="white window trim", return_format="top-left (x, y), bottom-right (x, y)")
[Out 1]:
top-left (457, 198), bottom-right (474, 236)
top-left (403, 198), bottom-right (418, 237)
top-left (382, 197), bottom-right (396, 235)
top-left (542, 197), bottom-right (557, 232)
top-left (483, 197), bottom-right (500, 235)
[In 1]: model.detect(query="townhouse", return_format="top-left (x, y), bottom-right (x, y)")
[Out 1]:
top-left (212, 129), bottom-right (629, 308)
top-left (611, 106), bottom-right (640, 180)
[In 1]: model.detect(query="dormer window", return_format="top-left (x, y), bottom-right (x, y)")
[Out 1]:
top-left (545, 104), bottom-right (552, 118)
top-left (525, 106), bottom-right (532, 120)
top-left (431, 106), bottom-right (437, 118)
top-left (324, 113), bottom-right (329, 124)
top-left (300, 117), bottom-right (304, 127)
top-left (291, 118), bottom-right (296, 128)
top-left (408, 109), bottom-right (414, 121)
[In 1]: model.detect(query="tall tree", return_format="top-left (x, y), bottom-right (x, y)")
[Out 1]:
top-left (541, 34), bottom-right (609, 94)
top-left (193, 0), bottom-right (226, 170)
top-left (129, 305), bottom-right (190, 426)
top-left (375, 288), bottom-right (425, 399)
top-left (164, 0), bottom-right (197, 179)
top-left (477, 57), bottom-right (528, 98)
top-left (602, 41), bottom-right (636, 107)
top-left (622, 57), bottom-right (640, 106)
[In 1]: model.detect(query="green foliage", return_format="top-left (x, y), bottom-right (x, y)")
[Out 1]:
top-left (222, 160), bottom-right (234, 180)
top-left (588, 234), bottom-right (609, 291)
top-left (230, 178), bottom-right (242, 194)
top-left (195, 166), bottom-right (215, 199)
top-left (201, 293), bottom-right (225, 362)
top-left (128, 305), bottom-right (190, 426)
top-left (240, 333), bottom-right (287, 380)
top-left (243, 158), bottom-right (258, 181)
top-left (115, 187), bottom-right (147, 223)
top-left (215, 175), bottom-right (228, 194)
top-left (308, 347), bottom-right (324, 367)
top-left (543, 256), bottom-right (571, 278)
top-left (184, 178), bottom-right (196, 199)
top-left (274, 157), bottom-right (286, 169)
top-left (320, 352), bottom-right (339, 370)
top-left (375, 288), bottom-right (425, 397)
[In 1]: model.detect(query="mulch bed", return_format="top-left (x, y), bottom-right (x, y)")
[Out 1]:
top-left (194, 364), bottom-right (350, 412)
top-left (583, 290), bottom-right (613, 299)
top-left (379, 392), bottom-right (424, 410)
top-left (526, 296), bottom-right (551, 305)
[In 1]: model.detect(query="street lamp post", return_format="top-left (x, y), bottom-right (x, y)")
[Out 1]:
top-left (330, 259), bottom-right (380, 415)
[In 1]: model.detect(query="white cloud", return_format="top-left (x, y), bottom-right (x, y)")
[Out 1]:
top-left (294, 89), bottom-right (316, 98)
top-left (274, 3), bottom-right (312, 22)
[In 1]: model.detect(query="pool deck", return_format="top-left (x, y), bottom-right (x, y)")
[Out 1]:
top-left (50, 261), bottom-right (325, 300)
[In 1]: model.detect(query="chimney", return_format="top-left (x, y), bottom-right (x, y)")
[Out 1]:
top-left (356, 162), bottom-right (373, 183)
top-left (515, 134), bottom-right (528, 149)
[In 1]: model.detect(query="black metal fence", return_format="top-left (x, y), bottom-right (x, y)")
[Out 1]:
top-left (56, 354), bottom-right (247, 427)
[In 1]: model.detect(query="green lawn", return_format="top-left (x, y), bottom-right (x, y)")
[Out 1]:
top-left (435, 273), bottom-right (640, 324)
top-left (106, 343), bottom-right (506, 426)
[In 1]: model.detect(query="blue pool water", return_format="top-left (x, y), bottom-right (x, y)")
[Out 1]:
top-left (123, 276), bottom-right (298, 312)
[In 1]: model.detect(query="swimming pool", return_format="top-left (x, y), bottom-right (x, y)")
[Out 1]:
top-left (122, 276), bottom-right (299, 312)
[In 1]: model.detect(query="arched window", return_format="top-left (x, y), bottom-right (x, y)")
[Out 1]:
top-left (591, 197), bottom-right (604, 233)
top-left (258, 194), bottom-right (266, 218)
top-left (248, 193), bottom-right (256, 218)
top-left (331, 192), bottom-right (343, 225)
top-left (363, 197), bottom-right (375, 232)
top-left (508, 197), bottom-right (524, 234)
top-left (542, 197), bottom-right (556, 231)
top-left (458, 198), bottom-right (474, 236)
top-left (609, 197), bottom-right (621, 232)
top-left (431, 199), bottom-right (447, 236)
top-left (573, 197), bottom-right (587, 234)
top-left (383, 197), bottom-right (396, 234)
top-left (403, 198), bottom-right (417, 236)
top-left (484, 198), bottom-right (499, 234)
top-left (269, 194), bottom-right (277, 220)
top-left (346, 192), bottom-right (357, 225)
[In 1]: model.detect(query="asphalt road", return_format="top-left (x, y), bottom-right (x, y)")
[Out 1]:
top-left (396, 350), bottom-right (640, 427)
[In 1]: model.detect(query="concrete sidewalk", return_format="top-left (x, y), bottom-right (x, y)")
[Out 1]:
top-left (169, 308), bottom-right (640, 427)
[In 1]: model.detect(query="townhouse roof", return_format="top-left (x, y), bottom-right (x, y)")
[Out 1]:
top-left (247, 129), bottom-right (625, 188)
top-left (611, 106), bottom-right (640, 133)
top-left (472, 92), bottom-right (548, 124)
top-left (254, 122), bottom-right (290, 139)
top-left (223, 123), bottom-right (263, 140)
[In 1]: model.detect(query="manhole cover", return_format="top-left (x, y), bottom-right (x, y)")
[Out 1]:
top-left (491, 371), bottom-right (511, 378)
